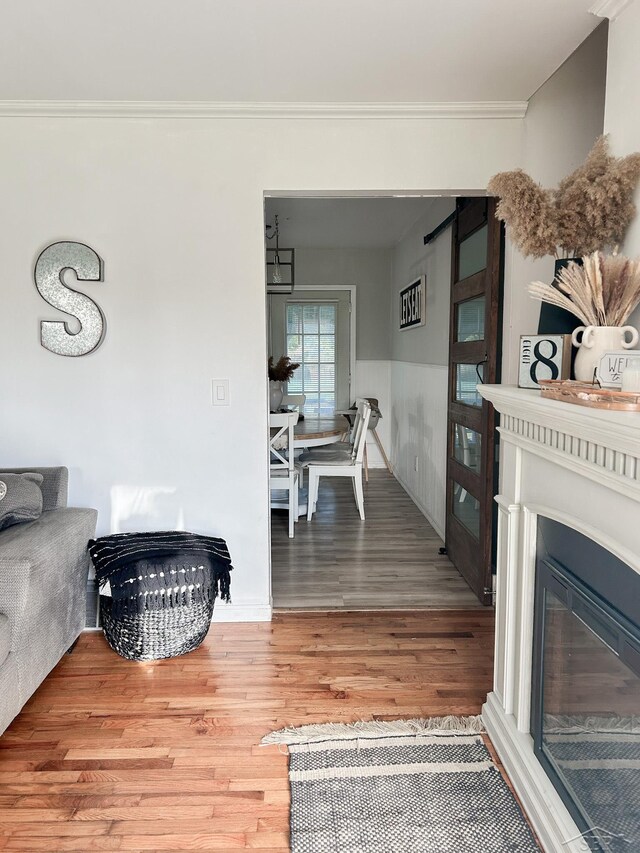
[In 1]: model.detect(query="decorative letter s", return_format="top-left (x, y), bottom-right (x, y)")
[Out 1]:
top-left (34, 241), bottom-right (105, 356)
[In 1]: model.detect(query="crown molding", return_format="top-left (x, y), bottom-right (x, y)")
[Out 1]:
top-left (0, 100), bottom-right (528, 120)
top-left (589, 0), bottom-right (635, 19)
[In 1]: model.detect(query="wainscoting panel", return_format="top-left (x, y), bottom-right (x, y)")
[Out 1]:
top-left (353, 360), bottom-right (392, 468)
top-left (389, 361), bottom-right (448, 539)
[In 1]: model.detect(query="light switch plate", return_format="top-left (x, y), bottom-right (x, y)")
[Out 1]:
top-left (211, 379), bottom-right (229, 406)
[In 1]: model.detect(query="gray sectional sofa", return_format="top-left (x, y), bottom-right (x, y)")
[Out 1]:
top-left (0, 467), bottom-right (97, 735)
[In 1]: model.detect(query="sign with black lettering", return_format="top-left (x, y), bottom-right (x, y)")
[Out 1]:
top-left (519, 334), bottom-right (571, 388)
top-left (399, 276), bottom-right (425, 331)
top-left (596, 351), bottom-right (635, 388)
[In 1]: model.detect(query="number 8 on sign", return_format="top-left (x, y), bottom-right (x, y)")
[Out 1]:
top-left (530, 339), bottom-right (559, 382)
top-left (519, 335), bottom-right (571, 389)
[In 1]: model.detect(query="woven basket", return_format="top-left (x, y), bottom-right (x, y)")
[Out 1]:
top-left (100, 595), bottom-right (214, 661)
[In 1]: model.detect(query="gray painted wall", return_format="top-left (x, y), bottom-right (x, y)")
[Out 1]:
top-left (389, 198), bottom-right (456, 366)
top-left (292, 247), bottom-right (393, 360)
top-left (502, 22), bottom-right (608, 383)
top-left (524, 21), bottom-right (608, 184)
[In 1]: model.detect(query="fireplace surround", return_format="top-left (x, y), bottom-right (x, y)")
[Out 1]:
top-left (478, 385), bottom-right (640, 853)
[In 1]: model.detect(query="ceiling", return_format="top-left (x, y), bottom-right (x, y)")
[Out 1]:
top-left (265, 197), bottom-right (453, 249)
top-left (0, 1), bottom-right (600, 103)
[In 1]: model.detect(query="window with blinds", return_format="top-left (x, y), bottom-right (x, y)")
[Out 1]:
top-left (286, 303), bottom-right (337, 415)
top-left (456, 296), bottom-right (485, 342)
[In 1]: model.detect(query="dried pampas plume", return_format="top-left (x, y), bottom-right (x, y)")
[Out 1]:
top-left (487, 170), bottom-right (557, 259)
top-left (488, 136), bottom-right (640, 259)
top-left (529, 252), bottom-right (640, 327)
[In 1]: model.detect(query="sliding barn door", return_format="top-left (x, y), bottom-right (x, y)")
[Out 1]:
top-left (445, 198), bottom-right (504, 605)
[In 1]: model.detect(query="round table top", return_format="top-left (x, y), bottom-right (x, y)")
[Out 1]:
top-left (294, 414), bottom-right (348, 441)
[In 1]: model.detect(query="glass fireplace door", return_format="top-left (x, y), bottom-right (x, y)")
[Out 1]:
top-left (532, 558), bottom-right (640, 851)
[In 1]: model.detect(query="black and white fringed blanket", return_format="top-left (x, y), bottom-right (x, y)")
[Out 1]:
top-left (88, 531), bottom-right (232, 617)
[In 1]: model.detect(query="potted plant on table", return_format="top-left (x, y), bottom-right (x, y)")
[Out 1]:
top-left (268, 356), bottom-right (300, 411)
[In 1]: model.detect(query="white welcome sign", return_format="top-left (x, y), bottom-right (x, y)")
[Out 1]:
top-left (596, 351), bottom-right (636, 388)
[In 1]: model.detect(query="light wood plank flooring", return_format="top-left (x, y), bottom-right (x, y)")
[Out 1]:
top-left (271, 470), bottom-right (482, 610)
top-left (0, 610), bottom-right (496, 852)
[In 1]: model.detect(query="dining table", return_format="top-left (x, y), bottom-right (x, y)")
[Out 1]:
top-left (291, 414), bottom-right (349, 450)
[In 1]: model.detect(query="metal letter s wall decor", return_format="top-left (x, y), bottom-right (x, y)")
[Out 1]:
top-left (34, 241), bottom-right (105, 356)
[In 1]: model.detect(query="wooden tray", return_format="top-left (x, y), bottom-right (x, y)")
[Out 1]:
top-left (538, 380), bottom-right (640, 411)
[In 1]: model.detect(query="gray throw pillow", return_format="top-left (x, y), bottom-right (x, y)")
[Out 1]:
top-left (0, 473), bottom-right (44, 531)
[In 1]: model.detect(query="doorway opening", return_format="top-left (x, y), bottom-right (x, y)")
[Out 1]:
top-left (265, 194), bottom-right (503, 611)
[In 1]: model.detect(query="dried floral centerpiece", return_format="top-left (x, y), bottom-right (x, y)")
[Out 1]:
top-left (268, 356), bottom-right (300, 412)
top-left (268, 356), bottom-right (300, 383)
top-left (529, 253), bottom-right (640, 328)
top-left (488, 135), bottom-right (640, 361)
top-left (528, 253), bottom-right (640, 381)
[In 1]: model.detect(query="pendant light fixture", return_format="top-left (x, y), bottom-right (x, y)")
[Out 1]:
top-left (266, 214), bottom-right (295, 294)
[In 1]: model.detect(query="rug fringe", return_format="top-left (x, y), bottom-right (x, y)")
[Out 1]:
top-left (543, 713), bottom-right (640, 735)
top-left (261, 715), bottom-right (484, 746)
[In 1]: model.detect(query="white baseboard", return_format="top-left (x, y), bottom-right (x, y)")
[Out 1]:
top-left (211, 603), bottom-right (272, 622)
top-left (366, 459), bottom-right (387, 469)
top-left (393, 471), bottom-right (445, 540)
top-left (482, 692), bottom-right (585, 853)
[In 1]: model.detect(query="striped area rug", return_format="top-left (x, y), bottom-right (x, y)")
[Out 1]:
top-left (263, 716), bottom-right (539, 852)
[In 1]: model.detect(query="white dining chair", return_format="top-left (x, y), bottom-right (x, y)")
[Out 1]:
top-left (296, 399), bottom-right (365, 489)
top-left (269, 411), bottom-right (299, 538)
top-left (334, 400), bottom-right (371, 479)
top-left (306, 401), bottom-right (371, 522)
top-left (335, 399), bottom-right (364, 445)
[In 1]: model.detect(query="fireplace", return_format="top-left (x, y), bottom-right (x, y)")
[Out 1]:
top-left (531, 518), bottom-right (640, 851)
top-left (478, 384), bottom-right (640, 851)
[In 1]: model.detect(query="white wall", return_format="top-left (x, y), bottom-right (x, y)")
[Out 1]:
top-left (389, 363), bottom-right (449, 538)
top-left (353, 360), bottom-right (392, 469)
top-left (0, 116), bottom-right (523, 619)
top-left (501, 23), bottom-right (608, 383)
top-left (605, 1), bottom-right (640, 329)
top-left (386, 201), bottom-right (456, 535)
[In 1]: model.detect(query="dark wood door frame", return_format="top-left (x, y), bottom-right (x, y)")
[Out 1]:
top-left (445, 197), bottom-right (504, 606)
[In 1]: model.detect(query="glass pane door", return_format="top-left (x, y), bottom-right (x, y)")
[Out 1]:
top-left (445, 197), bottom-right (503, 605)
top-left (286, 302), bottom-right (337, 416)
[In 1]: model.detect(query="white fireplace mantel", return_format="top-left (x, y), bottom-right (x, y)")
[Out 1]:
top-left (478, 384), bottom-right (640, 853)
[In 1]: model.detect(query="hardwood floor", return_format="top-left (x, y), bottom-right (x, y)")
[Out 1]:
top-left (0, 610), bottom-right (495, 851)
top-left (271, 470), bottom-right (482, 610)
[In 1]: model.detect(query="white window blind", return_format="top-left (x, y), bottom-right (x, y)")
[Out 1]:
top-left (286, 303), bottom-right (337, 415)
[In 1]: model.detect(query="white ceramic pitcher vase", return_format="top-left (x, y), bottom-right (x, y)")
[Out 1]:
top-left (571, 325), bottom-right (639, 382)
top-left (269, 380), bottom-right (284, 412)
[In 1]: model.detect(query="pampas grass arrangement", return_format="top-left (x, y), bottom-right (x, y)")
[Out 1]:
top-left (488, 136), bottom-right (640, 259)
top-left (529, 252), bottom-right (640, 327)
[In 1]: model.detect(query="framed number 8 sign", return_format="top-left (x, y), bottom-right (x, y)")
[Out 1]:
top-left (519, 334), bottom-right (571, 388)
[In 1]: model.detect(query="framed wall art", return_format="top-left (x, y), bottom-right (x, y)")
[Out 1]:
top-left (399, 275), bottom-right (425, 331)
